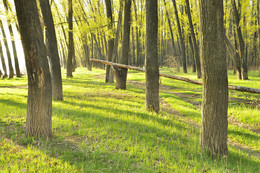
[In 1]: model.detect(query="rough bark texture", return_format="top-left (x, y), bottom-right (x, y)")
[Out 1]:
top-left (145, 0), bottom-right (159, 113)
top-left (39, 0), bottom-right (63, 101)
top-left (185, 0), bottom-right (201, 78)
top-left (0, 20), bottom-right (14, 78)
top-left (105, 0), bottom-right (114, 83)
top-left (114, 0), bottom-right (131, 89)
top-left (14, 0), bottom-right (52, 139)
top-left (67, 0), bottom-right (73, 77)
top-left (172, 0), bottom-right (187, 73)
top-left (199, 0), bottom-right (228, 156)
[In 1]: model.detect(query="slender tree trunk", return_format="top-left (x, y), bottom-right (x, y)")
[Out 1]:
top-left (133, 0), bottom-right (142, 67)
top-left (146, 0), bottom-right (159, 113)
top-left (105, 0), bottom-right (115, 83)
top-left (114, 0), bottom-right (131, 90)
top-left (0, 20), bottom-right (14, 78)
top-left (14, 0), bottom-right (52, 138)
top-left (67, 0), bottom-right (73, 77)
top-left (186, 0), bottom-right (201, 78)
top-left (233, 27), bottom-right (242, 79)
top-left (188, 36), bottom-right (196, 73)
top-left (200, 0), bottom-right (228, 156)
top-left (232, 0), bottom-right (248, 80)
top-left (39, 0), bottom-right (63, 101)
top-left (172, 0), bottom-right (187, 73)
top-left (163, 0), bottom-right (176, 56)
top-left (0, 41), bottom-right (7, 78)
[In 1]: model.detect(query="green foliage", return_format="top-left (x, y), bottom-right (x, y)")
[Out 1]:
top-left (0, 68), bottom-right (259, 172)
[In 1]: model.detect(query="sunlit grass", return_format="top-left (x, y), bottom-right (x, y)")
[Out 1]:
top-left (0, 67), bottom-right (259, 172)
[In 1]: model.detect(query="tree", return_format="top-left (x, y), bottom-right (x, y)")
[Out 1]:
top-left (67, 0), bottom-right (74, 78)
top-left (0, 19), bottom-right (14, 78)
top-left (39, 0), bottom-right (63, 101)
top-left (114, 0), bottom-right (132, 89)
top-left (172, 0), bottom-right (187, 73)
top-left (185, 0), bottom-right (201, 78)
top-left (14, 0), bottom-right (52, 138)
top-left (199, 0), bottom-right (228, 156)
top-left (105, 0), bottom-right (114, 83)
top-left (3, 0), bottom-right (21, 77)
top-left (146, 0), bottom-right (159, 113)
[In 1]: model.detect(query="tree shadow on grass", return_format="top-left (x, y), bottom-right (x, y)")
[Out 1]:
top-left (0, 98), bottom-right (259, 172)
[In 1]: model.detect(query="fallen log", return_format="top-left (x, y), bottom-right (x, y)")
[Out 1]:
top-left (90, 59), bottom-right (260, 94)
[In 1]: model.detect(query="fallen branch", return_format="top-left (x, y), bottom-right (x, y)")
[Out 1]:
top-left (90, 59), bottom-right (260, 94)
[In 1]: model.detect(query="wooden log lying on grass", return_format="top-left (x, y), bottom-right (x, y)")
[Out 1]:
top-left (90, 59), bottom-right (260, 94)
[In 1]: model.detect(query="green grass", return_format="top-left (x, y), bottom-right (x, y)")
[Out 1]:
top-left (0, 67), bottom-right (259, 172)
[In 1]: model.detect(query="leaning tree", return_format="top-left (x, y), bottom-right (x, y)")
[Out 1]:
top-left (14, 0), bottom-right (53, 138)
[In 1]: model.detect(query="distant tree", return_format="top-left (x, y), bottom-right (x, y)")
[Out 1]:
top-left (67, 0), bottom-right (74, 78)
top-left (39, 0), bottom-right (63, 101)
top-left (3, 0), bottom-right (21, 77)
top-left (145, 0), bottom-right (159, 113)
top-left (0, 19), bottom-right (14, 78)
top-left (200, 0), bottom-right (228, 156)
top-left (114, 0), bottom-right (132, 89)
top-left (14, 0), bottom-right (52, 138)
top-left (172, 0), bottom-right (187, 73)
top-left (105, 0), bottom-right (114, 83)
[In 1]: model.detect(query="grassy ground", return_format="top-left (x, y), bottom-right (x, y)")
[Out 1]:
top-left (0, 67), bottom-right (259, 172)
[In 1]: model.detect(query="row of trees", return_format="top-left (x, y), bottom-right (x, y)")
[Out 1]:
top-left (7, 0), bottom-right (259, 158)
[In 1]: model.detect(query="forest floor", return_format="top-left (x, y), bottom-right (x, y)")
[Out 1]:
top-left (0, 67), bottom-right (259, 172)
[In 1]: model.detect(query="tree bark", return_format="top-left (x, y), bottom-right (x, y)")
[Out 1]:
top-left (14, 0), bottom-right (52, 139)
top-left (0, 20), bottom-right (14, 78)
top-left (172, 0), bottom-right (187, 73)
top-left (114, 0), bottom-right (131, 89)
top-left (67, 0), bottom-right (73, 77)
top-left (145, 0), bottom-right (159, 113)
top-left (105, 0), bottom-right (115, 83)
top-left (199, 0), bottom-right (228, 156)
top-left (185, 0), bottom-right (201, 78)
top-left (39, 0), bottom-right (63, 101)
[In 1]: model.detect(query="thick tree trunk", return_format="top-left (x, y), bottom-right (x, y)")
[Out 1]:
top-left (257, 0), bottom-right (260, 76)
top-left (172, 0), bottom-right (187, 73)
top-left (186, 0), bottom-right (201, 78)
top-left (105, 0), bottom-right (115, 83)
top-left (0, 20), bottom-right (14, 78)
top-left (146, 0), bottom-right (159, 113)
top-left (14, 0), bottom-right (52, 139)
top-left (39, 0), bottom-right (63, 101)
top-left (114, 0), bottom-right (131, 89)
top-left (199, 0), bottom-right (228, 156)
top-left (232, 0), bottom-right (248, 80)
top-left (67, 0), bottom-right (73, 77)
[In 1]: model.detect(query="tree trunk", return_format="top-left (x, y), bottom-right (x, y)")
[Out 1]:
top-left (172, 0), bottom-right (187, 73)
top-left (185, 0), bottom-right (201, 78)
top-left (114, 0), bottom-right (131, 90)
top-left (105, 0), bottom-right (114, 83)
top-left (67, 0), bottom-right (73, 77)
top-left (145, 0), bottom-right (159, 113)
top-left (3, 0), bottom-right (21, 77)
top-left (39, 0), bottom-right (63, 101)
top-left (0, 41), bottom-right (8, 78)
top-left (14, 0), bottom-right (52, 139)
top-left (188, 36), bottom-right (196, 73)
top-left (257, 0), bottom-right (260, 76)
top-left (0, 20), bottom-right (14, 78)
top-left (199, 0), bottom-right (228, 156)
top-left (232, 0), bottom-right (248, 80)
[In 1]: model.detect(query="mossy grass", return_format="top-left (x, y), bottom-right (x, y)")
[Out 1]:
top-left (0, 67), bottom-right (259, 172)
